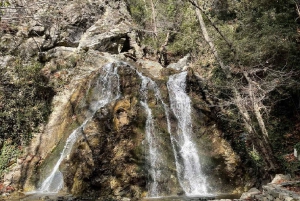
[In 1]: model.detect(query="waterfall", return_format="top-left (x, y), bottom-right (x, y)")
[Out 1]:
top-left (139, 74), bottom-right (163, 197)
top-left (167, 71), bottom-right (208, 196)
top-left (37, 61), bottom-right (209, 197)
top-left (38, 63), bottom-right (120, 193)
top-left (138, 68), bottom-right (180, 197)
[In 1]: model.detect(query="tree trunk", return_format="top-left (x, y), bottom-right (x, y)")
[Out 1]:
top-left (191, 0), bottom-right (226, 71)
top-left (150, 0), bottom-right (157, 37)
top-left (243, 72), bottom-right (269, 140)
top-left (233, 88), bottom-right (277, 170)
top-left (191, 0), bottom-right (278, 171)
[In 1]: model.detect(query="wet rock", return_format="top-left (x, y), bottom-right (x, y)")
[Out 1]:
top-left (185, 67), bottom-right (242, 193)
top-left (177, 190), bottom-right (185, 196)
top-left (59, 64), bottom-right (147, 198)
top-left (1, 0), bottom-right (251, 199)
top-left (113, 98), bottom-right (132, 130)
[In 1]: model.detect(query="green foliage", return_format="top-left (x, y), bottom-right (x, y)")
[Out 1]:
top-left (0, 141), bottom-right (21, 178)
top-left (0, 59), bottom-right (55, 146)
top-left (127, 0), bottom-right (200, 56)
top-left (0, 0), bottom-right (10, 20)
top-left (167, 5), bottom-right (201, 56)
top-left (278, 155), bottom-right (300, 176)
top-left (214, 0), bottom-right (299, 69)
top-left (249, 148), bottom-right (264, 167)
top-left (126, 0), bottom-right (148, 27)
top-left (295, 143), bottom-right (300, 152)
top-left (0, 1), bottom-right (10, 6)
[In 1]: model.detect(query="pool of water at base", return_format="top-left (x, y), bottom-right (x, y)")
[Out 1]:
top-left (142, 193), bottom-right (241, 201)
top-left (0, 193), bottom-right (240, 201)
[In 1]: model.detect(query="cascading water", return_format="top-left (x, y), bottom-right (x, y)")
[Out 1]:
top-left (37, 61), bottom-right (209, 197)
top-left (38, 63), bottom-right (120, 193)
top-left (139, 74), bottom-right (165, 197)
top-left (167, 71), bottom-right (209, 196)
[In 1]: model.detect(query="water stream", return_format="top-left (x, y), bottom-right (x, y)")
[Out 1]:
top-left (38, 63), bottom-right (120, 193)
top-left (37, 63), bottom-right (209, 197)
top-left (167, 71), bottom-right (209, 196)
top-left (139, 74), bottom-right (170, 197)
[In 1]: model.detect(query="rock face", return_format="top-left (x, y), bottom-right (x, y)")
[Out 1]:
top-left (186, 68), bottom-right (242, 193)
top-left (60, 64), bottom-right (146, 199)
top-left (1, 0), bottom-right (248, 199)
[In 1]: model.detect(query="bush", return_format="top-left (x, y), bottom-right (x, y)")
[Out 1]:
top-left (0, 141), bottom-right (21, 178)
top-left (0, 59), bottom-right (55, 146)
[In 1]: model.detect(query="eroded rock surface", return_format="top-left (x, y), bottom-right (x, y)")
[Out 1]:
top-left (1, 0), bottom-right (249, 199)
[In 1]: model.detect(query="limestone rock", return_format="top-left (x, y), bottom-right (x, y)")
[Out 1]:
top-left (240, 188), bottom-right (261, 199)
top-left (271, 174), bottom-right (292, 184)
top-left (113, 98), bottom-right (132, 130)
top-left (28, 25), bottom-right (45, 37)
top-left (0, 56), bottom-right (13, 68)
top-left (78, 6), bottom-right (131, 53)
top-left (60, 64), bottom-right (147, 198)
top-left (137, 59), bottom-right (163, 78)
top-left (1, 0), bottom-right (250, 199)
top-left (19, 37), bottom-right (44, 57)
top-left (167, 54), bottom-right (191, 71)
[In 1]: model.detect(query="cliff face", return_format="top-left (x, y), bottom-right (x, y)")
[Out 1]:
top-left (1, 0), bottom-right (248, 199)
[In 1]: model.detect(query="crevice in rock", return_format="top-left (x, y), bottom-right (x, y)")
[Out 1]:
top-left (120, 36), bottom-right (130, 53)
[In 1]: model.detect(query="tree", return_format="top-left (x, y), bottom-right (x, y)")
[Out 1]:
top-left (187, 0), bottom-right (299, 171)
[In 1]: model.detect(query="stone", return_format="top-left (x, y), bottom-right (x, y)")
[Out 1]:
top-left (269, 189), bottom-right (280, 198)
top-left (285, 197), bottom-right (296, 201)
top-left (240, 187), bottom-right (261, 199)
top-left (128, 31), bottom-right (143, 59)
top-left (279, 192), bottom-right (290, 199)
top-left (167, 54), bottom-right (191, 71)
top-left (0, 55), bottom-right (13, 68)
top-left (28, 25), bottom-right (45, 36)
top-left (272, 174), bottom-right (292, 184)
top-left (254, 194), bottom-right (267, 201)
top-left (266, 194), bottom-right (274, 200)
top-left (77, 6), bottom-right (131, 53)
top-left (113, 98), bottom-right (131, 130)
top-left (136, 59), bottom-right (163, 78)
top-left (177, 190), bottom-right (185, 196)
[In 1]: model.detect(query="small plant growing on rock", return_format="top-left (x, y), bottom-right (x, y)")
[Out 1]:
top-left (294, 143), bottom-right (300, 153)
top-left (0, 141), bottom-right (21, 178)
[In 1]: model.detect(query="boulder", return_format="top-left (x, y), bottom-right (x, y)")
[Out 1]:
top-left (240, 188), bottom-right (261, 199)
top-left (167, 54), bottom-right (191, 71)
top-left (271, 174), bottom-right (292, 184)
top-left (136, 59), bottom-right (164, 78)
top-left (78, 6), bottom-right (131, 53)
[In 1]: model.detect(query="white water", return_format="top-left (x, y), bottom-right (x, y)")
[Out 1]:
top-left (139, 75), bottom-right (163, 197)
top-left (137, 69), bottom-right (182, 197)
top-left (167, 71), bottom-right (208, 196)
top-left (38, 63), bottom-right (120, 193)
top-left (37, 62), bottom-right (209, 196)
